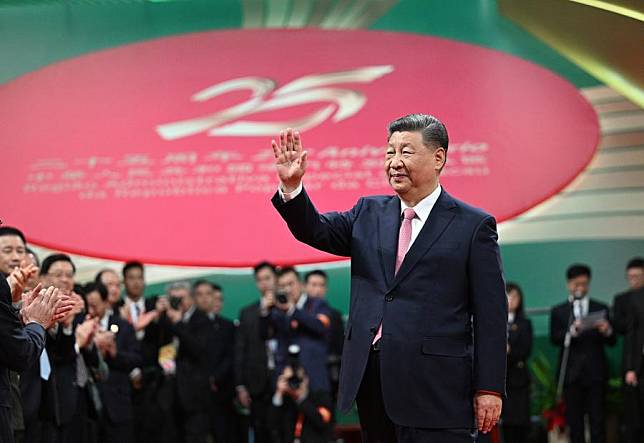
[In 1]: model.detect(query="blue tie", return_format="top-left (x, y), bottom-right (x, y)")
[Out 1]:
top-left (40, 349), bottom-right (51, 380)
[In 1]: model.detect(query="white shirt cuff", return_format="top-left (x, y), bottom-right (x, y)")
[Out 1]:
top-left (278, 182), bottom-right (303, 202)
top-left (272, 392), bottom-right (284, 407)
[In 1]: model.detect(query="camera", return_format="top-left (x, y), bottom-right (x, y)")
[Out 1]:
top-left (169, 296), bottom-right (182, 310)
top-left (287, 344), bottom-right (302, 389)
top-left (276, 290), bottom-right (289, 305)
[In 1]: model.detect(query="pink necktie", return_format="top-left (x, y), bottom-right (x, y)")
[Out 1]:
top-left (373, 208), bottom-right (416, 344)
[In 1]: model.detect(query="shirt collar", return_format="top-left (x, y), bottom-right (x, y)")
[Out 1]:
top-left (400, 184), bottom-right (442, 223)
top-left (296, 293), bottom-right (308, 310)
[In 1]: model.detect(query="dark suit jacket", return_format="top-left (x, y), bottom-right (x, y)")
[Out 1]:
top-left (613, 289), bottom-right (634, 336)
top-left (262, 296), bottom-right (332, 393)
top-left (98, 315), bottom-right (142, 423)
top-left (162, 309), bottom-right (212, 413)
top-left (0, 278), bottom-right (46, 412)
top-left (136, 296), bottom-right (171, 382)
top-left (550, 298), bottom-right (616, 385)
top-left (502, 315), bottom-right (533, 425)
top-left (328, 306), bottom-right (344, 359)
top-left (272, 187), bottom-right (507, 428)
top-left (624, 288), bottom-right (644, 374)
top-left (234, 302), bottom-right (270, 397)
top-left (206, 314), bottom-right (235, 405)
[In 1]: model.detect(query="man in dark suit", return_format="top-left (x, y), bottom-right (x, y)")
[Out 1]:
top-left (121, 261), bottom-right (170, 443)
top-left (234, 261), bottom-right (278, 443)
top-left (85, 281), bottom-right (141, 443)
top-left (550, 264), bottom-right (616, 443)
top-left (193, 281), bottom-right (236, 443)
top-left (1, 265), bottom-right (67, 443)
top-left (304, 270), bottom-right (344, 410)
top-left (261, 267), bottom-right (331, 394)
top-left (613, 257), bottom-right (644, 443)
top-left (270, 115), bottom-right (507, 442)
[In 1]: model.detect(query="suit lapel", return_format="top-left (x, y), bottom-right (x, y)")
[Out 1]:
top-left (389, 190), bottom-right (457, 289)
top-left (378, 196), bottom-right (401, 287)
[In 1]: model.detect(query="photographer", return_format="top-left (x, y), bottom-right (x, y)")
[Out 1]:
top-left (269, 346), bottom-right (333, 443)
top-left (260, 267), bottom-right (331, 394)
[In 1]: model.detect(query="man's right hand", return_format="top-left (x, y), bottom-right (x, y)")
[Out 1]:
top-left (237, 387), bottom-right (252, 408)
top-left (22, 285), bottom-right (68, 329)
top-left (272, 128), bottom-right (307, 193)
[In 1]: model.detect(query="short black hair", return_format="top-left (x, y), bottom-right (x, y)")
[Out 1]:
top-left (0, 226), bottom-right (26, 245)
top-left (26, 247), bottom-right (40, 267)
top-left (253, 261), bottom-right (277, 276)
top-left (277, 266), bottom-right (300, 281)
top-left (305, 269), bottom-right (328, 283)
top-left (192, 279), bottom-right (222, 292)
top-left (566, 264), bottom-right (592, 280)
top-left (122, 261), bottom-right (144, 278)
top-left (95, 268), bottom-right (118, 284)
top-left (40, 253), bottom-right (76, 276)
top-left (84, 281), bottom-right (108, 302)
top-left (505, 282), bottom-right (525, 318)
top-left (387, 113), bottom-right (449, 152)
top-left (626, 257), bottom-right (644, 271)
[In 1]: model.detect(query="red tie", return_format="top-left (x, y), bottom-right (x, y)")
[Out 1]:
top-left (373, 208), bottom-right (416, 344)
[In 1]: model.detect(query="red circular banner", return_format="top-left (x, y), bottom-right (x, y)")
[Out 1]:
top-left (0, 29), bottom-right (598, 266)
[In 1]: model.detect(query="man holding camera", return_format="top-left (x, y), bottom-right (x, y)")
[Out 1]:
top-left (261, 267), bottom-right (332, 394)
top-left (269, 348), bottom-right (333, 443)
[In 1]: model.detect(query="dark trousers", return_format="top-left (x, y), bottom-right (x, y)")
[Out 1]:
top-left (1, 407), bottom-right (16, 443)
top-left (564, 382), bottom-right (605, 443)
top-left (209, 401), bottom-right (235, 443)
top-left (99, 416), bottom-right (134, 443)
top-left (250, 391), bottom-right (272, 443)
top-left (619, 384), bottom-right (641, 443)
top-left (356, 349), bottom-right (478, 443)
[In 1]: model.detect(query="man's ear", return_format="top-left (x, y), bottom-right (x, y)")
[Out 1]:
top-left (434, 147), bottom-right (447, 171)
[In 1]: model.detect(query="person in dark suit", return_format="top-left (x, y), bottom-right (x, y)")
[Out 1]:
top-left (120, 261), bottom-right (170, 443)
top-left (269, 364), bottom-right (333, 443)
top-left (270, 115), bottom-right (507, 442)
top-left (612, 257), bottom-right (644, 443)
top-left (304, 270), bottom-right (344, 412)
top-left (550, 264), bottom-right (616, 443)
top-left (235, 261), bottom-right (278, 443)
top-left (156, 280), bottom-right (212, 443)
top-left (85, 281), bottom-right (141, 443)
top-left (623, 287), bottom-right (644, 442)
top-left (1, 264), bottom-right (68, 443)
top-left (261, 267), bottom-right (332, 394)
top-left (501, 283), bottom-right (533, 443)
top-left (193, 281), bottom-right (236, 443)
top-left (95, 269), bottom-right (124, 318)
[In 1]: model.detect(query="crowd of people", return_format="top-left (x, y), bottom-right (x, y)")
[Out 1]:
top-left (0, 226), bottom-right (344, 443)
top-left (2, 223), bottom-right (644, 443)
top-left (501, 258), bottom-right (644, 443)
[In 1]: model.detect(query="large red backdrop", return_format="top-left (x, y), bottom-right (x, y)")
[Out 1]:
top-left (0, 30), bottom-right (599, 266)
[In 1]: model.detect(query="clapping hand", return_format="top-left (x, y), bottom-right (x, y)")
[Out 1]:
top-left (75, 316), bottom-right (99, 350)
top-left (271, 128), bottom-right (308, 193)
top-left (21, 285), bottom-right (73, 329)
top-left (7, 261), bottom-right (38, 303)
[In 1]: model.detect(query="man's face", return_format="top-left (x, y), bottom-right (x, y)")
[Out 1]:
top-left (0, 235), bottom-right (26, 275)
top-left (100, 270), bottom-right (122, 307)
top-left (278, 272), bottom-right (302, 304)
top-left (626, 267), bottom-right (644, 290)
top-left (169, 288), bottom-right (192, 313)
top-left (124, 267), bottom-right (145, 299)
top-left (305, 275), bottom-right (327, 299)
top-left (255, 267), bottom-right (276, 296)
top-left (193, 284), bottom-right (214, 313)
top-left (212, 290), bottom-right (223, 314)
top-left (384, 131), bottom-right (444, 202)
top-left (567, 275), bottom-right (590, 299)
top-left (42, 260), bottom-right (75, 293)
top-left (507, 289), bottom-right (521, 314)
top-left (86, 290), bottom-right (107, 319)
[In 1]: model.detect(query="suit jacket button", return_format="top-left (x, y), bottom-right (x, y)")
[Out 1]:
top-left (385, 295), bottom-right (393, 302)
